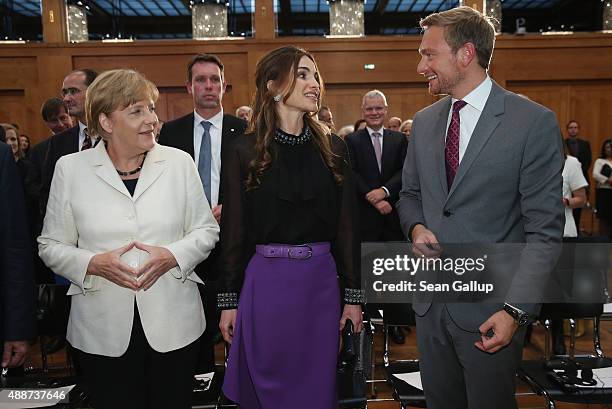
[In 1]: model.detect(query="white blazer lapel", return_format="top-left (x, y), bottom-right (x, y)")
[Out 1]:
top-left (133, 144), bottom-right (167, 202)
top-left (91, 141), bottom-right (133, 199)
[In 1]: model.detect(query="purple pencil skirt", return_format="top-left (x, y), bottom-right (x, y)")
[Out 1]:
top-left (222, 242), bottom-right (340, 409)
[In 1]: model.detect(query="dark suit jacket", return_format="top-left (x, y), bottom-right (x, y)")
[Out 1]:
top-left (40, 125), bottom-right (80, 215)
top-left (158, 112), bottom-right (247, 280)
top-left (565, 137), bottom-right (592, 181)
top-left (0, 142), bottom-right (36, 355)
top-left (346, 128), bottom-right (408, 241)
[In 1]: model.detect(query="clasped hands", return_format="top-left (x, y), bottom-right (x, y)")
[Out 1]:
top-left (411, 225), bottom-right (518, 354)
top-left (86, 241), bottom-right (177, 291)
top-left (366, 188), bottom-right (391, 215)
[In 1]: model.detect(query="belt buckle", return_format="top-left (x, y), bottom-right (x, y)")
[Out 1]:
top-left (288, 245), bottom-right (313, 259)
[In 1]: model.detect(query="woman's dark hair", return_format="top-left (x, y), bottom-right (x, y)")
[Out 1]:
top-left (601, 139), bottom-right (612, 158)
top-left (353, 118), bottom-right (366, 131)
top-left (246, 46), bottom-right (342, 189)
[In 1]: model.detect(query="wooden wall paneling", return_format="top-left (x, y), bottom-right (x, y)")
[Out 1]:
top-left (313, 50), bottom-right (422, 85)
top-left (0, 92), bottom-right (27, 137)
top-left (41, 0), bottom-right (68, 43)
top-left (506, 82), bottom-right (570, 127)
top-left (494, 46), bottom-right (612, 83)
top-left (253, 0), bottom-right (275, 39)
top-left (569, 83), bottom-right (612, 163)
top-left (73, 52), bottom-right (250, 117)
top-left (383, 86), bottom-right (437, 122)
top-left (0, 57), bottom-right (46, 143)
top-left (323, 84), bottom-right (436, 130)
top-left (30, 55), bottom-right (74, 143)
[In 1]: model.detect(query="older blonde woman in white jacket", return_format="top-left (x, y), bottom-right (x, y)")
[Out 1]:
top-left (38, 69), bottom-right (219, 409)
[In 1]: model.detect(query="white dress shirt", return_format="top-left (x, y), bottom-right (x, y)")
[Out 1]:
top-left (445, 76), bottom-right (493, 163)
top-left (366, 126), bottom-right (384, 151)
top-left (193, 110), bottom-right (223, 208)
top-left (365, 126), bottom-right (390, 197)
top-left (77, 122), bottom-right (87, 151)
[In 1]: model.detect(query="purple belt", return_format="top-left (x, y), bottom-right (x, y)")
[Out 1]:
top-left (255, 242), bottom-right (330, 260)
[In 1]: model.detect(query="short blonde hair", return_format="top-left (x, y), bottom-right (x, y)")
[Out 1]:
top-left (0, 123), bottom-right (18, 138)
top-left (420, 6), bottom-right (495, 70)
top-left (85, 69), bottom-right (159, 139)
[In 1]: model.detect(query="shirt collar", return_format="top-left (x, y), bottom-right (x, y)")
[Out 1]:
top-left (78, 121), bottom-right (87, 134)
top-left (452, 76), bottom-right (492, 113)
top-left (194, 109), bottom-right (224, 130)
top-left (366, 126), bottom-right (384, 137)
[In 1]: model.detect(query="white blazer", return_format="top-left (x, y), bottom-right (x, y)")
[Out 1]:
top-left (38, 142), bottom-right (219, 356)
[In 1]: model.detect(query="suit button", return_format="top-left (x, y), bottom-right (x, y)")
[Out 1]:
top-left (443, 210), bottom-right (452, 217)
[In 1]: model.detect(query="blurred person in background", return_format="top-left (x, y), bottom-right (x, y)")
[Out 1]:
top-left (387, 116), bottom-right (402, 132)
top-left (235, 105), bottom-right (253, 122)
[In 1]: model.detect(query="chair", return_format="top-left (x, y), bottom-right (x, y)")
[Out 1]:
top-left (375, 304), bottom-right (427, 408)
top-left (518, 236), bottom-right (612, 409)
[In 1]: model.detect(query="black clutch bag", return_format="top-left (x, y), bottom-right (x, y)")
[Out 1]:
top-left (601, 163), bottom-right (611, 178)
top-left (338, 319), bottom-right (356, 367)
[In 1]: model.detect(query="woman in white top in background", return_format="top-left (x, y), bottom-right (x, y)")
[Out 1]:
top-left (593, 139), bottom-right (612, 239)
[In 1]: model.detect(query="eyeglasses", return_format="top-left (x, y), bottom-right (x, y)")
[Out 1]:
top-left (61, 87), bottom-right (84, 97)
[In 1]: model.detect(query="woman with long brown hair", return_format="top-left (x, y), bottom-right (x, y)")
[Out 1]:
top-left (218, 46), bottom-right (363, 408)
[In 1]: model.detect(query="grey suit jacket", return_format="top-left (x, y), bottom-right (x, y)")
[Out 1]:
top-left (396, 81), bottom-right (564, 331)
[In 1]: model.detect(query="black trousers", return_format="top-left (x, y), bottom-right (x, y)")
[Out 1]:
top-left (76, 306), bottom-right (199, 409)
top-left (196, 281), bottom-right (219, 373)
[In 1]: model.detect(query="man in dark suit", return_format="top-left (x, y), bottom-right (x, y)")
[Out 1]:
top-left (397, 7), bottom-right (563, 408)
top-left (565, 120), bottom-right (592, 233)
top-left (0, 140), bottom-right (37, 373)
top-left (40, 69), bottom-right (98, 214)
top-left (346, 90), bottom-right (408, 343)
top-left (30, 98), bottom-right (73, 182)
top-left (158, 54), bottom-right (246, 373)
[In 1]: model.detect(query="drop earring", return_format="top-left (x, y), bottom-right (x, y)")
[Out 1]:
top-left (273, 94), bottom-right (282, 102)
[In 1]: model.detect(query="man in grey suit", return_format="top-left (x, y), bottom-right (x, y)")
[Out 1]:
top-left (396, 7), bottom-right (564, 409)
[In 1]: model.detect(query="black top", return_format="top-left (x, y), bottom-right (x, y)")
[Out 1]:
top-left (218, 131), bottom-right (362, 308)
top-left (122, 178), bottom-right (138, 196)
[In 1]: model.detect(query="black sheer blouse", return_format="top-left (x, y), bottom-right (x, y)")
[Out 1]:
top-left (217, 130), bottom-right (364, 309)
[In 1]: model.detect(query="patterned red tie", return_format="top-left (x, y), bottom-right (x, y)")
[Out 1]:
top-left (445, 100), bottom-right (467, 189)
top-left (81, 127), bottom-right (92, 150)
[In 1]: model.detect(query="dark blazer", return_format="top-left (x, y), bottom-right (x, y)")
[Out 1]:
top-left (158, 112), bottom-right (247, 280)
top-left (40, 125), bottom-right (80, 215)
top-left (346, 128), bottom-right (408, 241)
top-left (565, 137), bottom-right (592, 181)
top-left (0, 142), bottom-right (36, 356)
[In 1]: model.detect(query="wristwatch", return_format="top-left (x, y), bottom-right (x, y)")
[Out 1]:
top-left (503, 304), bottom-right (533, 326)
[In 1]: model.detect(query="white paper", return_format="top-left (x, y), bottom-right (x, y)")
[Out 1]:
top-left (193, 371), bottom-right (215, 392)
top-left (553, 367), bottom-right (612, 388)
top-left (392, 371), bottom-right (423, 390)
top-left (0, 385), bottom-right (75, 408)
top-left (604, 303), bottom-right (612, 313)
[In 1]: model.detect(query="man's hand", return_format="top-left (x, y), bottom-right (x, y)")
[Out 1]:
top-left (366, 188), bottom-right (387, 205)
top-left (375, 200), bottom-right (392, 215)
top-left (410, 224), bottom-right (441, 258)
top-left (220, 309), bottom-right (237, 344)
top-left (87, 242), bottom-right (139, 290)
top-left (212, 205), bottom-right (222, 224)
top-left (2, 341), bottom-right (29, 368)
top-left (475, 310), bottom-right (518, 353)
top-left (135, 242), bottom-right (178, 291)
